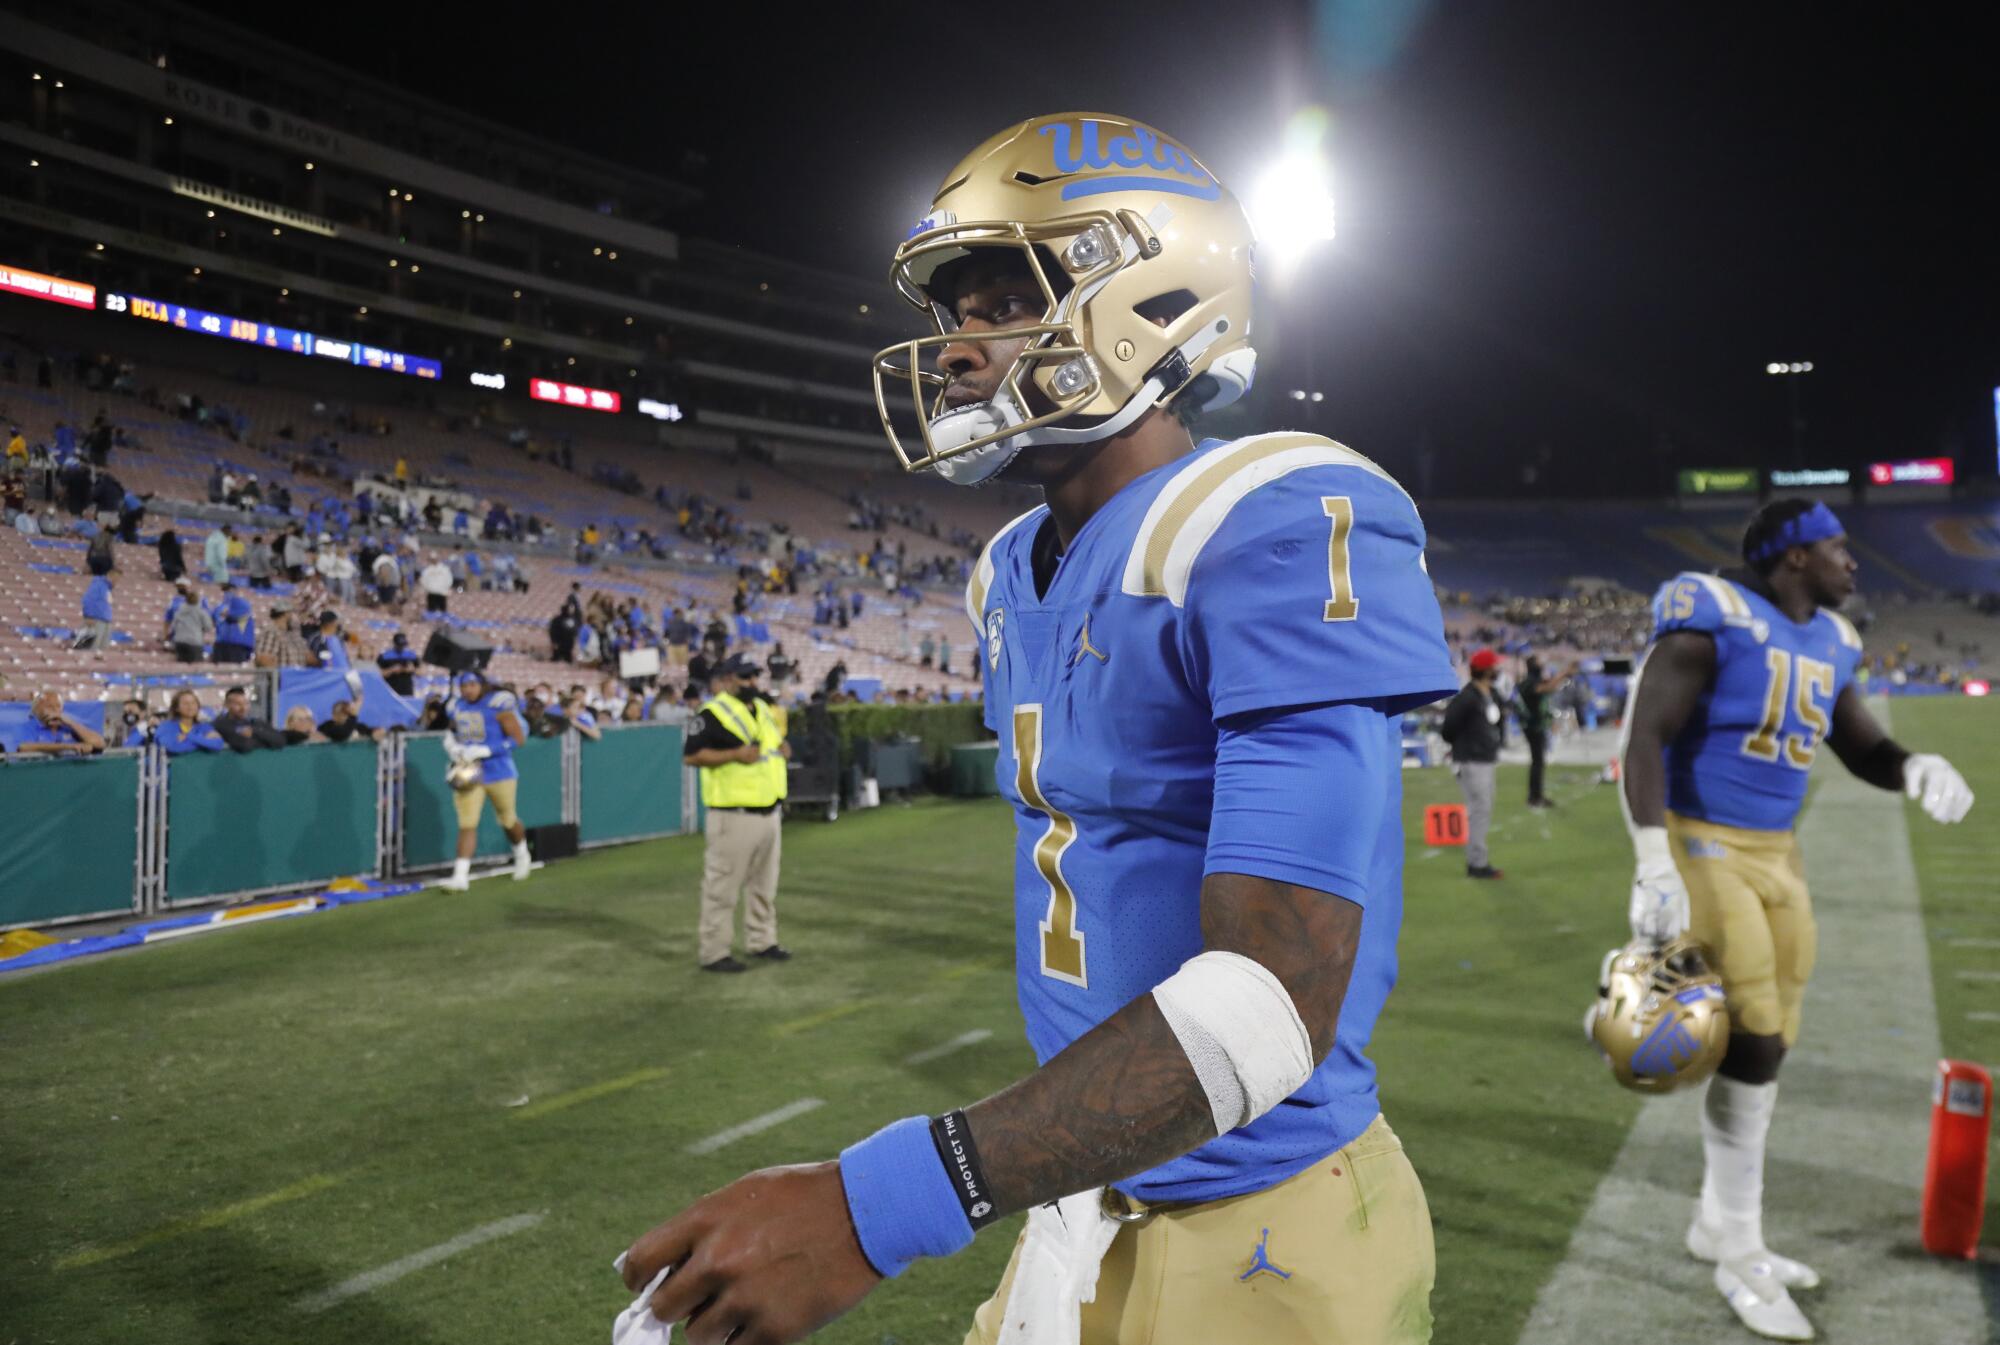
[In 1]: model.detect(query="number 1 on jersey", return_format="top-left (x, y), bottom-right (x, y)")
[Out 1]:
top-left (1321, 496), bottom-right (1359, 622)
top-left (1013, 704), bottom-right (1087, 987)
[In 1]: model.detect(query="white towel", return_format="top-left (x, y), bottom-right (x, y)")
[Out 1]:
top-left (611, 1253), bottom-right (674, 1345)
top-left (996, 1189), bottom-right (1125, 1344)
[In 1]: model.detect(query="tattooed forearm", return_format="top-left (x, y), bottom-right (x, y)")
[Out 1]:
top-left (962, 872), bottom-right (1362, 1216)
top-left (964, 993), bottom-right (1216, 1217)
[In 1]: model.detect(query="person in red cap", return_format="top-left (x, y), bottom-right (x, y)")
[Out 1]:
top-left (1439, 648), bottom-right (1506, 878)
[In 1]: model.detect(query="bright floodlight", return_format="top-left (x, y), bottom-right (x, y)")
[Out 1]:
top-left (1290, 389), bottom-right (1308, 400)
top-left (1310, 391), bottom-right (1325, 402)
top-left (1766, 363), bottom-right (1784, 374)
top-left (1246, 107), bottom-right (1338, 278)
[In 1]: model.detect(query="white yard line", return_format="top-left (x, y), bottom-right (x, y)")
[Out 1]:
top-left (685, 1099), bottom-right (825, 1156)
top-left (293, 1211), bottom-right (545, 1314)
top-left (1514, 699), bottom-right (1989, 1344)
top-left (1953, 970), bottom-right (2000, 983)
top-left (904, 1028), bottom-right (994, 1067)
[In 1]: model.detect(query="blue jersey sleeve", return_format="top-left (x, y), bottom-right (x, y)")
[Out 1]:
top-left (1178, 467), bottom-right (1456, 720)
top-left (1205, 699), bottom-right (1395, 902)
top-left (1650, 572), bottom-right (1731, 641)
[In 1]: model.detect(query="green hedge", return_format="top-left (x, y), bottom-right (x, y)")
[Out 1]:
top-left (820, 702), bottom-right (991, 773)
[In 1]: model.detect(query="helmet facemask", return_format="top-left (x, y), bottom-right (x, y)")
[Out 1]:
top-left (875, 211), bottom-right (1241, 485)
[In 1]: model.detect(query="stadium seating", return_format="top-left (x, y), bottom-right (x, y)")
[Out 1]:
top-left (4, 317), bottom-right (1995, 714)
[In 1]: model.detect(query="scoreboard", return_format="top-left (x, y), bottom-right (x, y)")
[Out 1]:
top-left (101, 292), bottom-right (439, 379)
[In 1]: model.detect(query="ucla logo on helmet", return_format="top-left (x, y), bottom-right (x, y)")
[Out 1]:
top-left (986, 608), bottom-right (1005, 669)
top-left (908, 208), bottom-right (958, 240)
top-left (1037, 120), bottom-right (1221, 201)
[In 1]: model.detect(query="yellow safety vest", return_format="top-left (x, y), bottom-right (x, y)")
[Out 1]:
top-left (698, 692), bottom-right (788, 808)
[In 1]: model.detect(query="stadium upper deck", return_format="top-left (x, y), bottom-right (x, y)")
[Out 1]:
top-left (0, 1), bottom-right (907, 467)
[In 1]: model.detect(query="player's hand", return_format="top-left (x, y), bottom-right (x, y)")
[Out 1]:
top-left (736, 743), bottom-right (764, 764)
top-left (1628, 826), bottom-right (1689, 945)
top-left (1904, 753), bottom-right (1974, 824)
top-left (620, 1161), bottom-right (882, 1345)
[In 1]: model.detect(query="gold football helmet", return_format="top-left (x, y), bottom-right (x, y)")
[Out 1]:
top-left (446, 759), bottom-right (484, 794)
top-left (874, 113), bottom-right (1258, 484)
top-left (1585, 938), bottom-right (1730, 1094)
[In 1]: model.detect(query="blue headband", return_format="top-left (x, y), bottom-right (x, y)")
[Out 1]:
top-left (1748, 502), bottom-right (1844, 564)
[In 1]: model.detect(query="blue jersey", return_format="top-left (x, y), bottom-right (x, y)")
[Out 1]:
top-left (157, 719), bottom-right (226, 755)
top-left (1647, 571), bottom-right (1864, 831)
top-left (449, 689), bottom-right (520, 783)
top-left (972, 433), bottom-right (1455, 1205)
top-left (215, 595), bottom-right (255, 648)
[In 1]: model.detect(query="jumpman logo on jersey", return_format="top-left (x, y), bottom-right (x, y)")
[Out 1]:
top-left (1070, 614), bottom-right (1109, 667)
top-left (1238, 1227), bottom-right (1292, 1283)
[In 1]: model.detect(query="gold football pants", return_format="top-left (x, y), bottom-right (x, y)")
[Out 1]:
top-left (453, 776), bottom-right (520, 830)
top-left (964, 1114), bottom-right (1434, 1345)
top-left (1666, 810), bottom-right (1816, 1045)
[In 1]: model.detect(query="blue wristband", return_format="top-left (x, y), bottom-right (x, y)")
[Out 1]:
top-left (838, 1115), bottom-right (974, 1278)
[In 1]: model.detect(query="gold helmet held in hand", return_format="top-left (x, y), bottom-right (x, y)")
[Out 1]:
top-left (447, 759), bottom-right (484, 794)
top-left (874, 113), bottom-right (1258, 485)
top-left (1585, 937), bottom-right (1730, 1094)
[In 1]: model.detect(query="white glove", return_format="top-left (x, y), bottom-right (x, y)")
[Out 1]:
top-left (1628, 826), bottom-right (1690, 945)
top-left (1905, 753), bottom-right (1974, 824)
top-left (441, 733), bottom-right (491, 765)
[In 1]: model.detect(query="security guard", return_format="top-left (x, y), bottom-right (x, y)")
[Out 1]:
top-left (683, 653), bottom-right (791, 972)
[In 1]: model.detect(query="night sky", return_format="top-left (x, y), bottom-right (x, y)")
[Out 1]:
top-left (229, 1), bottom-right (1997, 496)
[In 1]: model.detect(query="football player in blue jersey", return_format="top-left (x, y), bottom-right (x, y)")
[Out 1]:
top-left (620, 114), bottom-right (1454, 1345)
top-left (1619, 498), bottom-right (1973, 1340)
top-left (439, 669), bottom-right (533, 892)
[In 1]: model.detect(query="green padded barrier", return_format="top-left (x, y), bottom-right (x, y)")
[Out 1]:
top-left (165, 744), bottom-right (378, 903)
top-left (0, 754), bottom-right (142, 926)
top-left (578, 724), bottom-right (685, 845)
top-left (401, 734), bottom-right (564, 868)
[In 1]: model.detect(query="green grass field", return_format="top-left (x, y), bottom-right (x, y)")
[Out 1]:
top-left (4, 699), bottom-right (1995, 1344)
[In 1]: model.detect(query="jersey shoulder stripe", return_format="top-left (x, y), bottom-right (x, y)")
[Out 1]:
top-left (1684, 571), bottom-right (1755, 625)
top-left (1121, 433), bottom-right (1410, 607)
top-left (1823, 608), bottom-right (1863, 650)
top-left (966, 505), bottom-right (1046, 633)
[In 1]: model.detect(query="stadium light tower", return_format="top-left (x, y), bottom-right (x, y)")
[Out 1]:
top-left (1765, 360), bottom-right (1814, 467)
top-left (1246, 107), bottom-right (1338, 281)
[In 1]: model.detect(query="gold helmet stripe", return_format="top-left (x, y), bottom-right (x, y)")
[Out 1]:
top-left (1121, 433), bottom-right (1409, 607)
top-left (965, 505), bottom-right (1048, 635)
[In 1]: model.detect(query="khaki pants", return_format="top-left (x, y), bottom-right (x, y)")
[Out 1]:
top-left (699, 807), bottom-right (782, 964)
top-left (1666, 810), bottom-right (1816, 1045)
top-left (965, 1114), bottom-right (1434, 1345)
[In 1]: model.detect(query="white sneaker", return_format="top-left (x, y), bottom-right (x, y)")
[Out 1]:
top-left (1687, 1218), bottom-right (1822, 1289)
top-left (437, 875), bottom-right (470, 893)
top-left (1713, 1255), bottom-right (1815, 1341)
top-left (511, 851), bottom-right (532, 881)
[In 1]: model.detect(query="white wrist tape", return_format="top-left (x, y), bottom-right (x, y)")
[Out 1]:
top-left (1151, 950), bottom-right (1316, 1138)
top-left (1632, 825), bottom-right (1674, 880)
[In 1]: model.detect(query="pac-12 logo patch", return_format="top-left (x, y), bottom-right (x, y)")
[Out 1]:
top-left (986, 608), bottom-right (1005, 669)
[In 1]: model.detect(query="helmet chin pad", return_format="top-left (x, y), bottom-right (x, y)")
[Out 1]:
top-left (931, 402), bottom-right (1026, 486)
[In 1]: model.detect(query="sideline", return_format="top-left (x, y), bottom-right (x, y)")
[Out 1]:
top-left (1513, 699), bottom-right (1989, 1344)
